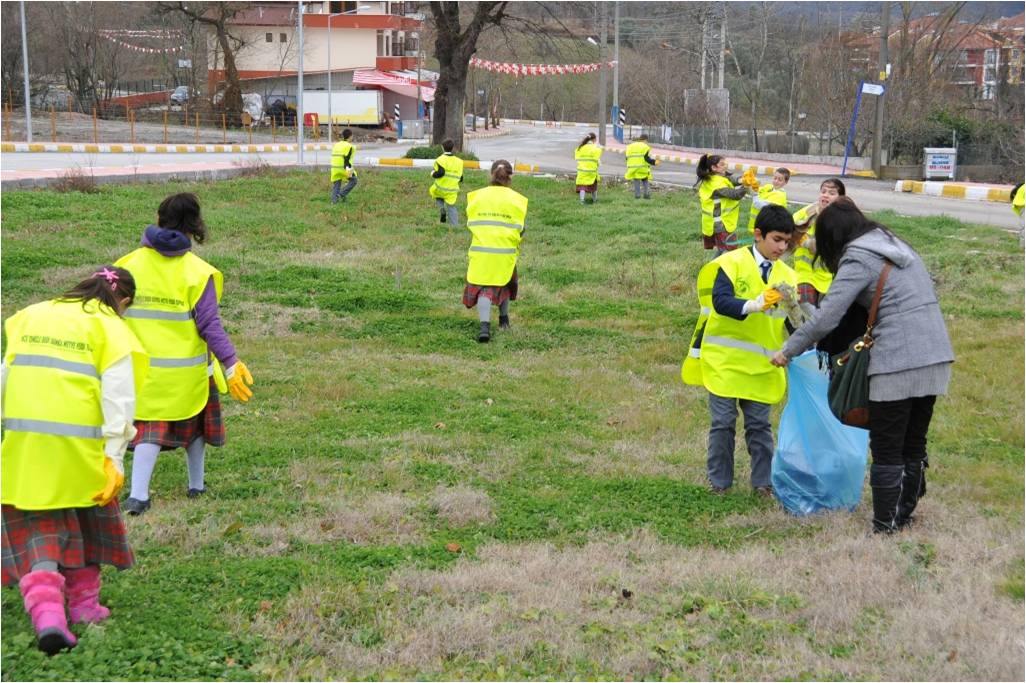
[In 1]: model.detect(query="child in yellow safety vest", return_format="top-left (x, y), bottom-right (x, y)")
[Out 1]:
top-left (462, 159), bottom-right (528, 343)
top-left (625, 134), bottom-right (658, 199)
top-left (115, 193), bottom-right (255, 516)
top-left (1011, 181), bottom-right (1024, 246)
top-left (574, 133), bottom-right (603, 204)
top-left (747, 168), bottom-right (791, 230)
top-left (791, 177), bottom-right (845, 307)
top-left (429, 138), bottom-right (464, 226)
top-left (330, 128), bottom-right (358, 204)
top-left (696, 154), bottom-right (751, 255)
top-left (681, 205), bottom-right (798, 496)
top-left (2, 267), bottom-right (149, 655)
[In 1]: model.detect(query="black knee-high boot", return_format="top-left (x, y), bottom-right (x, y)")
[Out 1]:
top-left (896, 457), bottom-right (927, 528)
top-left (870, 464), bottom-right (905, 534)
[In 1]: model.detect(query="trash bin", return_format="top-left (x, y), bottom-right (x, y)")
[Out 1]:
top-left (923, 147), bottom-right (956, 180)
top-left (400, 119), bottom-right (424, 139)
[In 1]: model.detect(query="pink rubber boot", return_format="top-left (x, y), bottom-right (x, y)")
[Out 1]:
top-left (19, 571), bottom-right (77, 655)
top-left (65, 564), bottom-right (111, 623)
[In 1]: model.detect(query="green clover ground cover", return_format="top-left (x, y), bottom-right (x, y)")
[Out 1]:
top-left (1, 170), bottom-right (1022, 680)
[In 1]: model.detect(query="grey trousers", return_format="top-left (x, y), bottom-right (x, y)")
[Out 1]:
top-left (707, 392), bottom-right (774, 489)
top-left (632, 179), bottom-right (650, 198)
top-left (331, 176), bottom-right (358, 203)
top-left (436, 199), bottom-right (459, 225)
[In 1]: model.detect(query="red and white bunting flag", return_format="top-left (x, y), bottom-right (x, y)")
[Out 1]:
top-left (469, 57), bottom-right (615, 76)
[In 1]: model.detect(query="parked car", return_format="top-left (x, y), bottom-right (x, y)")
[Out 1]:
top-left (170, 85), bottom-right (192, 106)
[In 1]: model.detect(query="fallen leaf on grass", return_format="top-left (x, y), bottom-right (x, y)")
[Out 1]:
top-left (445, 542), bottom-right (462, 553)
top-left (222, 521), bottom-right (243, 537)
top-left (434, 421), bottom-right (446, 429)
top-left (320, 520), bottom-right (335, 531)
top-left (485, 398), bottom-right (494, 406)
top-left (259, 600), bottom-right (273, 612)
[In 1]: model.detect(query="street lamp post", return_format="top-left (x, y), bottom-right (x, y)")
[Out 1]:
top-left (327, 5), bottom-right (371, 144)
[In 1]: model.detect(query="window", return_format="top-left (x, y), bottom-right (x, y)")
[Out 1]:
top-left (330, 1), bottom-right (343, 12)
top-left (377, 30), bottom-right (387, 56)
top-left (266, 33), bottom-right (273, 42)
top-left (280, 32), bottom-right (287, 42)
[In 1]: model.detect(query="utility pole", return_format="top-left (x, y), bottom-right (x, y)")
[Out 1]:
top-left (718, 3), bottom-right (726, 89)
top-left (598, 1), bottom-right (608, 144)
top-left (20, 0), bottom-right (32, 142)
top-left (297, 0), bottom-right (304, 164)
top-left (612, 0), bottom-right (620, 109)
top-left (871, 2), bottom-right (890, 176)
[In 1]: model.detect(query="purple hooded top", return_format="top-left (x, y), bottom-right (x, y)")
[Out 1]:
top-left (141, 225), bottom-right (238, 370)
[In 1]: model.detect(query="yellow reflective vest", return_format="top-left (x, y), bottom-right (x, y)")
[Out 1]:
top-left (2, 299), bottom-right (148, 510)
top-left (747, 183), bottom-right (788, 230)
top-left (1013, 184), bottom-right (1024, 217)
top-left (466, 185), bottom-right (528, 286)
top-left (699, 174), bottom-right (742, 236)
top-left (625, 141), bottom-right (654, 180)
top-left (330, 140), bottom-right (357, 181)
top-left (429, 153), bottom-right (464, 206)
top-left (792, 204), bottom-right (833, 294)
top-left (680, 259), bottom-right (720, 386)
top-left (574, 143), bottom-right (602, 186)
top-left (697, 248), bottom-right (797, 404)
top-left (115, 247), bottom-right (223, 421)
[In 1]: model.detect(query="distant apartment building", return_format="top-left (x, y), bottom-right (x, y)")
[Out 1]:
top-left (207, 1), bottom-right (434, 119)
top-left (841, 11), bottom-right (1024, 101)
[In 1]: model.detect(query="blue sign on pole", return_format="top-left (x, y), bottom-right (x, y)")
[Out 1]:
top-left (612, 105), bottom-right (623, 143)
top-left (840, 81), bottom-right (865, 177)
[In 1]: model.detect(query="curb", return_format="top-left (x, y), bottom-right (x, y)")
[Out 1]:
top-left (605, 146), bottom-right (795, 176)
top-left (1, 158), bottom-right (542, 191)
top-left (0, 141), bottom-right (337, 154)
top-left (500, 118), bottom-right (597, 129)
top-left (894, 179), bottom-right (1012, 203)
top-left (464, 128), bottom-right (512, 140)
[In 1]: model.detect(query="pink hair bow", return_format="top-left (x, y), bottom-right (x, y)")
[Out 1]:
top-left (93, 267), bottom-right (119, 290)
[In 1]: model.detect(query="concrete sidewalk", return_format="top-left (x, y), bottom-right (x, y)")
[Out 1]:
top-left (601, 139), bottom-right (854, 177)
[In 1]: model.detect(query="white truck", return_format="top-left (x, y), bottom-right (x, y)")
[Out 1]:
top-left (302, 90), bottom-right (382, 126)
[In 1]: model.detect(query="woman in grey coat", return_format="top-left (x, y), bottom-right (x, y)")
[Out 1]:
top-left (771, 199), bottom-right (954, 533)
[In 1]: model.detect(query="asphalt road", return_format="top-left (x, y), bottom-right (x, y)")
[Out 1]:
top-left (1, 125), bottom-right (1019, 230)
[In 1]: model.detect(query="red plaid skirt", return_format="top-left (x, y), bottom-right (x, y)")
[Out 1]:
top-left (463, 270), bottom-right (518, 308)
top-left (798, 283), bottom-right (821, 306)
top-left (2, 502), bottom-right (134, 586)
top-left (131, 377), bottom-right (225, 451)
top-left (702, 230), bottom-right (739, 253)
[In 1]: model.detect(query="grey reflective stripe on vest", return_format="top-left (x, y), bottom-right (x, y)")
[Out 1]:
top-left (689, 347), bottom-right (701, 358)
top-left (149, 353), bottom-right (208, 368)
top-left (467, 220), bottom-right (523, 230)
top-left (124, 308), bottom-right (192, 321)
top-left (4, 418), bottom-right (102, 439)
top-left (469, 246), bottom-right (517, 254)
top-left (703, 334), bottom-right (777, 359)
top-left (700, 306), bottom-right (711, 315)
top-left (11, 354), bottom-right (99, 379)
top-left (795, 255), bottom-right (814, 266)
top-left (431, 182), bottom-right (458, 196)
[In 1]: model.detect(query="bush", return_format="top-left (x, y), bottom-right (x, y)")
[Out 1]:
top-left (403, 145), bottom-right (478, 161)
top-left (52, 168), bottom-right (100, 193)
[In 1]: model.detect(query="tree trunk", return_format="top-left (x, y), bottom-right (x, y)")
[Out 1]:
top-left (215, 25), bottom-right (243, 127)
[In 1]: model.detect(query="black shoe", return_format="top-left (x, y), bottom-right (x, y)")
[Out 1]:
top-left (643, 195), bottom-right (651, 200)
top-left (123, 497), bottom-right (151, 516)
top-left (440, 211), bottom-right (447, 223)
top-left (896, 459), bottom-right (927, 528)
top-left (870, 464), bottom-right (904, 533)
top-left (477, 321), bottom-right (491, 343)
top-left (187, 487), bottom-right (206, 499)
top-left (499, 315), bottom-right (510, 329)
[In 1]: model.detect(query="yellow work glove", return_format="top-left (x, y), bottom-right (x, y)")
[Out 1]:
top-left (761, 287), bottom-right (783, 310)
top-left (227, 360), bottom-right (254, 402)
top-left (741, 168), bottom-right (759, 191)
top-left (92, 458), bottom-right (124, 507)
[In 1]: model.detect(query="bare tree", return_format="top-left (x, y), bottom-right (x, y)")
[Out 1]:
top-left (158, 2), bottom-right (247, 126)
top-left (430, 1), bottom-right (508, 149)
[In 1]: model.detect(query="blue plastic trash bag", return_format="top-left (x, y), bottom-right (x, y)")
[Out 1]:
top-left (772, 350), bottom-right (869, 516)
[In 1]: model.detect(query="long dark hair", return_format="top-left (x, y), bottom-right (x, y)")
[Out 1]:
top-left (56, 266), bottom-right (136, 315)
top-left (815, 198), bottom-right (901, 274)
top-left (821, 177), bottom-right (847, 196)
top-left (577, 133), bottom-right (596, 149)
top-left (695, 153), bottom-right (724, 183)
top-left (157, 192), bottom-right (207, 244)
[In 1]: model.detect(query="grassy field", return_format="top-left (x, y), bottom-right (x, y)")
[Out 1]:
top-left (1, 169), bottom-right (1022, 681)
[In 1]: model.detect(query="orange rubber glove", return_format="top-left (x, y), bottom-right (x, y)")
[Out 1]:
top-left (92, 458), bottom-right (124, 507)
top-left (227, 360), bottom-right (254, 402)
top-left (761, 287), bottom-right (783, 310)
top-left (741, 168), bottom-right (759, 191)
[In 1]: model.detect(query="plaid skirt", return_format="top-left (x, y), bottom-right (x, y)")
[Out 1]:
top-left (2, 502), bottom-right (134, 586)
top-left (131, 377), bottom-right (225, 451)
top-left (463, 270), bottom-right (518, 307)
top-left (575, 182), bottom-right (598, 193)
top-left (703, 229), bottom-right (739, 253)
top-left (798, 283), bottom-right (821, 306)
